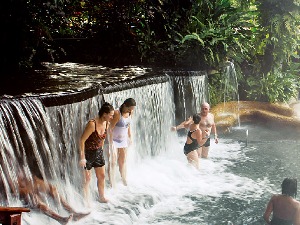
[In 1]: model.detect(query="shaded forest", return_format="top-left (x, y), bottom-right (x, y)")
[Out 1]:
top-left (1, 0), bottom-right (300, 102)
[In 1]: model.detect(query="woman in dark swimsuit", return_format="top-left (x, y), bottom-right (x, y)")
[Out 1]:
top-left (264, 178), bottom-right (300, 225)
top-left (79, 102), bottom-right (114, 204)
top-left (173, 114), bottom-right (208, 169)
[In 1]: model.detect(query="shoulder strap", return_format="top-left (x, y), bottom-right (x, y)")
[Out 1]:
top-left (90, 119), bottom-right (97, 131)
top-left (187, 131), bottom-right (192, 139)
top-left (189, 128), bottom-right (199, 133)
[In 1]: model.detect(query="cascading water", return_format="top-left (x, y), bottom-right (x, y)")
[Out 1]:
top-left (0, 69), bottom-right (298, 225)
top-left (221, 60), bottom-right (241, 127)
top-left (0, 98), bottom-right (59, 205)
top-left (223, 60), bottom-right (239, 103)
top-left (169, 71), bottom-right (207, 126)
top-left (44, 95), bottom-right (104, 185)
top-left (104, 80), bottom-right (176, 159)
top-left (0, 73), bottom-right (213, 224)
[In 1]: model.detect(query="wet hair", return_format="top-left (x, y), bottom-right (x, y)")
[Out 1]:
top-left (98, 102), bottom-right (114, 117)
top-left (281, 178), bottom-right (297, 198)
top-left (193, 114), bottom-right (201, 124)
top-left (120, 98), bottom-right (136, 114)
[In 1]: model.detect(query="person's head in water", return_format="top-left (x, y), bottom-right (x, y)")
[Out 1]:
top-left (193, 114), bottom-right (201, 124)
top-left (120, 98), bottom-right (136, 114)
top-left (281, 178), bottom-right (297, 198)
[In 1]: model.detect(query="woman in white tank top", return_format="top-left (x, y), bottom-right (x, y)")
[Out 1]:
top-left (112, 112), bottom-right (132, 148)
top-left (108, 98), bottom-right (136, 187)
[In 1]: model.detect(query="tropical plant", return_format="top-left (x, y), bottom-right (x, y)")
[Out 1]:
top-left (246, 67), bottom-right (299, 102)
top-left (129, 0), bottom-right (193, 65)
top-left (252, 0), bottom-right (300, 75)
top-left (179, 0), bottom-right (256, 69)
top-left (242, 0), bottom-right (300, 102)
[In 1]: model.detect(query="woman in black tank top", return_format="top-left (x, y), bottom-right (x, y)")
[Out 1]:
top-left (79, 102), bottom-right (114, 204)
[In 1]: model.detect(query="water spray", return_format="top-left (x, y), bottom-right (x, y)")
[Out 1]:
top-left (246, 129), bottom-right (249, 147)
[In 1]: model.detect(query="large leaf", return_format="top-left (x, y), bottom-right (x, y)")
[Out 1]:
top-left (182, 33), bottom-right (205, 46)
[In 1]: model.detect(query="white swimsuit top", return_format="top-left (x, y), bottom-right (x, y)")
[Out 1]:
top-left (112, 110), bottom-right (131, 143)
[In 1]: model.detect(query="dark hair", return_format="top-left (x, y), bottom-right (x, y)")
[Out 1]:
top-left (120, 98), bottom-right (136, 114)
top-left (193, 114), bottom-right (201, 124)
top-left (282, 178), bottom-right (297, 198)
top-left (98, 102), bottom-right (114, 117)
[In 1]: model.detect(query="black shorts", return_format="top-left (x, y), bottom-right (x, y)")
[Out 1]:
top-left (85, 148), bottom-right (105, 170)
top-left (203, 138), bottom-right (210, 147)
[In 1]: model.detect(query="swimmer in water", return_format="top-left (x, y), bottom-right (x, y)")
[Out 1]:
top-left (172, 114), bottom-right (208, 169)
top-left (264, 178), bottom-right (300, 225)
top-left (172, 102), bottom-right (218, 158)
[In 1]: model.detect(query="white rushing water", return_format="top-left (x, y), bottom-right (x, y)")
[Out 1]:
top-left (21, 137), bottom-right (271, 225)
top-left (1, 73), bottom-right (276, 225)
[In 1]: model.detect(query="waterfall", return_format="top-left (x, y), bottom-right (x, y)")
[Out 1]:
top-left (0, 98), bottom-right (57, 205)
top-left (0, 71), bottom-right (208, 224)
top-left (44, 94), bottom-right (104, 184)
top-left (0, 95), bottom-right (104, 206)
top-left (223, 61), bottom-right (239, 103)
top-left (104, 79), bottom-right (176, 161)
top-left (222, 61), bottom-right (240, 126)
top-left (168, 71), bottom-right (208, 126)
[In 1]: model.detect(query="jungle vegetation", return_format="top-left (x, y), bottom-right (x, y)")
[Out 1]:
top-left (1, 0), bottom-right (300, 103)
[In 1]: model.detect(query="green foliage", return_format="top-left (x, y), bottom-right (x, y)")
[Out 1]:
top-left (236, 0), bottom-right (300, 103)
top-left (207, 72), bottom-right (224, 106)
top-left (7, 0), bottom-right (76, 71)
top-left (2, 0), bottom-right (300, 106)
top-left (246, 65), bottom-right (300, 102)
top-left (179, 0), bottom-right (256, 69)
top-left (128, 1), bottom-right (193, 64)
top-left (252, 0), bottom-right (300, 74)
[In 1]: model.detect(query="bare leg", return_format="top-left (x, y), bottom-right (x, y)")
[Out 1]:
top-left (104, 147), bottom-right (112, 187)
top-left (117, 148), bottom-right (127, 186)
top-left (197, 147), bottom-right (202, 158)
top-left (95, 166), bottom-right (107, 203)
top-left (108, 148), bottom-right (117, 188)
top-left (48, 184), bottom-right (72, 212)
top-left (83, 170), bottom-right (91, 206)
top-left (186, 150), bottom-right (200, 169)
top-left (201, 146), bottom-right (209, 158)
top-left (48, 184), bottom-right (90, 220)
top-left (36, 196), bottom-right (73, 225)
top-left (73, 211), bottom-right (90, 221)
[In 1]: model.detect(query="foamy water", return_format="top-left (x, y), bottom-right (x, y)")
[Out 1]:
top-left (22, 133), bottom-right (273, 225)
top-left (5, 75), bottom-right (298, 225)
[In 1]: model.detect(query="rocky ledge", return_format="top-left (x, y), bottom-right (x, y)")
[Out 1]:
top-left (211, 101), bottom-right (300, 132)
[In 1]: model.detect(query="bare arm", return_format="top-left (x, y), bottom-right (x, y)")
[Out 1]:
top-left (211, 114), bottom-right (218, 144)
top-left (108, 110), bottom-right (120, 146)
top-left (79, 121), bottom-right (95, 167)
top-left (195, 130), bottom-right (208, 146)
top-left (128, 125), bottom-right (131, 139)
top-left (263, 196), bottom-right (274, 225)
top-left (171, 117), bottom-right (193, 131)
